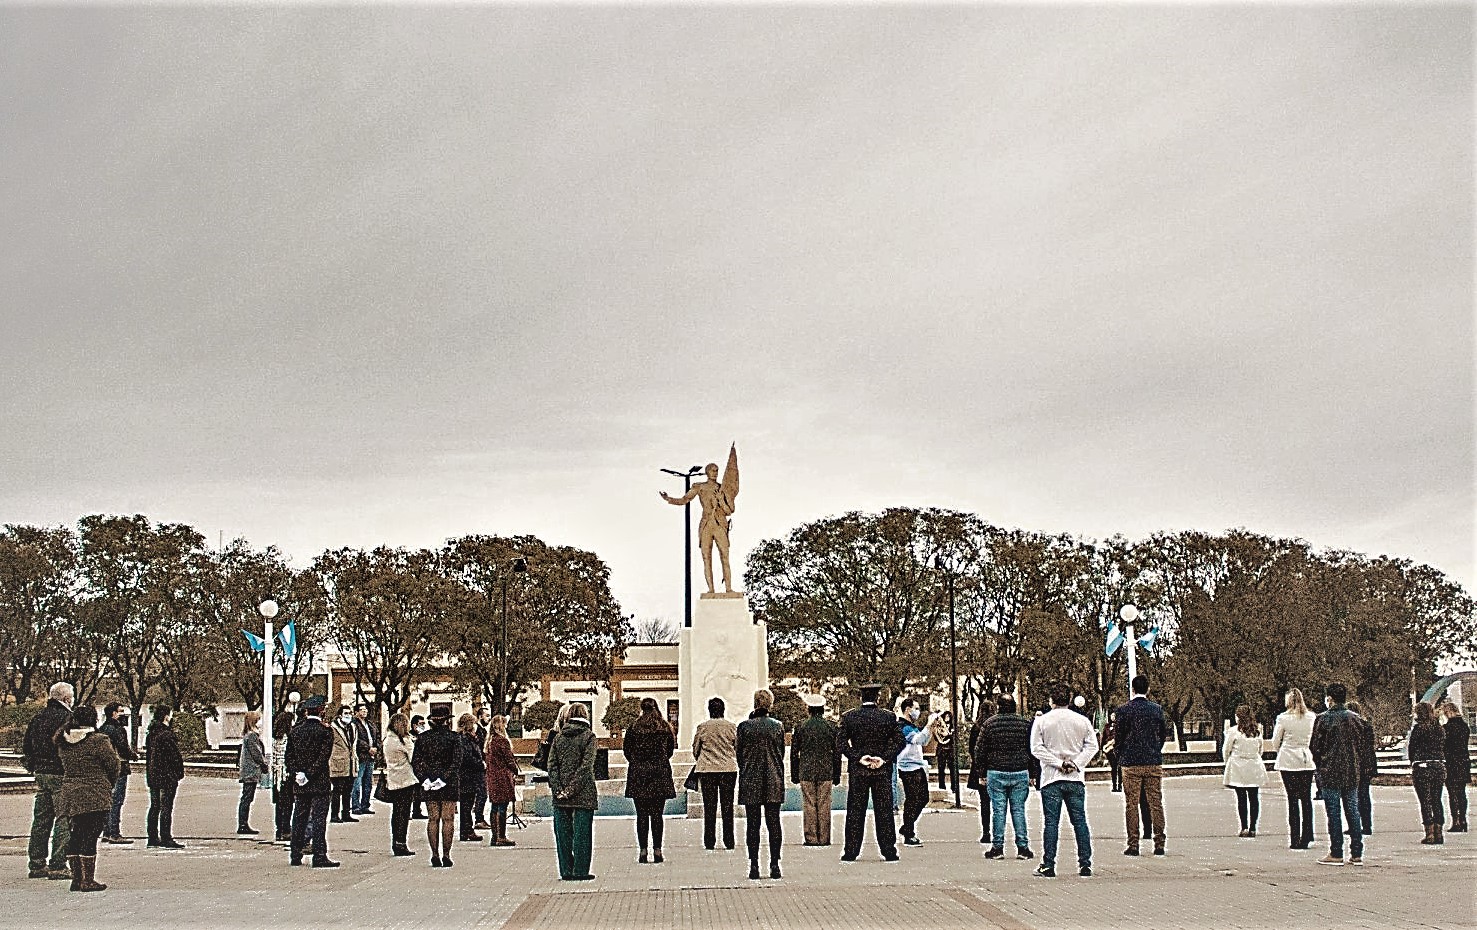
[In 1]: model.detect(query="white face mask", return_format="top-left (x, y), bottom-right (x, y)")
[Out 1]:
top-left (908, 708), bottom-right (919, 721)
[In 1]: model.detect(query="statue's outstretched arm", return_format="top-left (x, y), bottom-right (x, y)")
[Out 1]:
top-left (659, 487), bottom-right (699, 506)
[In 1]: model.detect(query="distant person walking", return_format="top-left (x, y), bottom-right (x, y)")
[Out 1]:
top-left (1101, 710), bottom-right (1123, 792)
top-left (1114, 675), bottom-right (1168, 856)
top-left (691, 697), bottom-right (739, 851)
top-left (483, 715), bottom-right (519, 848)
top-left (1408, 701), bottom-right (1447, 846)
top-left (976, 695), bottom-right (1036, 861)
top-left (350, 704), bottom-right (378, 816)
top-left (837, 683), bottom-right (905, 862)
top-left (790, 698), bottom-right (840, 847)
top-left (23, 681), bottom-right (75, 879)
top-left (623, 697), bottom-right (676, 864)
top-left (1222, 705), bottom-right (1266, 837)
top-left (934, 711), bottom-right (958, 791)
top-left (1271, 687), bottom-right (1316, 849)
top-left (1440, 702), bottom-right (1469, 833)
top-left (382, 712), bottom-right (418, 857)
top-left (145, 704), bottom-right (185, 850)
top-left (548, 703), bottom-right (598, 881)
top-left (895, 698), bottom-right (941, 847)
top-left (737, 689), bottom-right (786, 880)
top-left (237, 711), bottom-right (267, 835)
top-left (966, 701), bottom-right (995, 844)
top-left (98, 703), bottom-right (136, 845)
top-left (1029, 684), bottom-right (1098, 878)
top-left (1309, 683), bottom-right (1364, 865)
top-left (457, 713), bottom-right (487, 842)
top-left (328, 704), bottom-right (357, 823)
top-left (55, 704), bottom-right (119, 892)
top-left (1346, 701), bottom-right (1377, 835)
top-left (412, 707), bottom-right (463, 867)
top-left (285, 695), bottom-right (338, 868)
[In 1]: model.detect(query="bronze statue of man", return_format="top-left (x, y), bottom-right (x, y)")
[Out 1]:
top-left (660, 444), bottom-right (740, 596)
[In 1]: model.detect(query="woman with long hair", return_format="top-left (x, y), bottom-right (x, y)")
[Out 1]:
top-left (456, 713), bottom-right (487, 842)
top-left (736, 689), bottom-right (786, 880)
top-left (623, 697), bottom-right (676, 863)
top-left (1270, 687), bottom-right (1316, 849)
top-left (237, 711), bottom-right (266, 834)
top-left (383, 712), bottom-right (418, 857)
top-left (1440, 702), bottom-right (1470, 833)
top-left (484, 715), bottom-right (519, 847)
top-left (272, 709), bottom-right (297, 841)
top-left (145, 704), bottom-right (185, 849)
top-left (548, 704), bottom-right (597, 881)
top-left (411, 707), bottom-right (463, 867)
top-left (1409, 701), bottom-right (1447, 845)
top-left (1223, 705), bottom-right (1267, 837)
top-left (966, 700), bottom-right (996, 844)
top-left (56, 704), bottom-right (120, 891)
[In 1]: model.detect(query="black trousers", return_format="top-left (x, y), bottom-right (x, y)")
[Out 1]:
top-left (974, 787), bottom-right (992, 840)
top-left (935, 746), bottom-right (957, 789)
top-left (635, 798), bottom-right (666, 851)
top-left (699, 772), bottom-right (736, 850)
top-left (1234, 787), bottom-right (1260, 830)
top-left (275, 776), bottom-right (295, 836)
top-left (899, 769), bottom-right (929, 838)
top-left (745, 802), bottom-right (782, 863)
top-left (459, 792), bottom-right (479, 836)
top-left (330, 776), bottom-right (353, 820)
top-left (147, 780), bottom-right (179, 843)
top-left (843, 770), bottom-right (898, 858)
top-left (1281, 770), bottom-right (1315, 847)
top-left (390, 787), bottom-right (413, 849)
top-left (290, 792), bottom-right (330, 861)
top-left (1447, 776), bottom-right (1469, 822)
top-left (66, 810), bottom-right (105, 856)
top-left (1413, 761), bottom-right (1447, 826)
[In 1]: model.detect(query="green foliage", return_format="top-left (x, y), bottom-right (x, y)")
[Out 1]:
top-left (0, 700), bottom-right (43, 729)
top-left (171, 713), bottom-right (208, 759)
top-left (770, 686), bottom-right (807, 731)
top-left (523, 700), bottom-right (563, 732)
top-left (601, 697), bottom-right (642, 735)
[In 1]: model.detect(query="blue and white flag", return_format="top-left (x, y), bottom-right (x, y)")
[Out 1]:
top-left (277, 619), bottom-right (297, 660)
top-left (242, 629), bottom-right (266, 653)
top-left (1105, 621), bottom-right (1125, 657)
top-left (1137, 625), bottom-right (1160, 651)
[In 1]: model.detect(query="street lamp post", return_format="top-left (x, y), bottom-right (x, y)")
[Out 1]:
top-left (499, 557), bottom-right (529, 715)
top-left (660, 466), bottom-right (702, 628)
top-left (1119, 604), bottom-right (1140, 689)
top-left (946, 570), bottom-right (961, 809)
top-left (258, 599), bottom-right (278, 783)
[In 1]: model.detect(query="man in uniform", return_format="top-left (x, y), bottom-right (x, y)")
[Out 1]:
top-left (837, 684), bottom-right (905, 861)
top-left (285, 696), bottom-right (339, 868)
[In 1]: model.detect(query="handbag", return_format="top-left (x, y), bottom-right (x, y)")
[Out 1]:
top-left (373, 772), bottom-right (390, 803)
top-left (683, 765), bottom-right (700, 792)
top-left (531, 735), bottom-right (552, 772)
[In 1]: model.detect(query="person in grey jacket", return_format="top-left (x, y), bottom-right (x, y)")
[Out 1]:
top-left (692, 697), bottom-right (739, 851)
top-left (790, 699), bottom-right (840, 846)
top-left (736, 689), bottom-right (786, 880)
top-left (238, 711), bottom-right (267, 834)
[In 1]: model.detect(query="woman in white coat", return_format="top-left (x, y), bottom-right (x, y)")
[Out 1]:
top-left (1224, 705), bottom-right (1268, 837)
top-left (1270, 687), bottom-right (1317, 849)
top-left (382, 713), bottom-right (419, 858)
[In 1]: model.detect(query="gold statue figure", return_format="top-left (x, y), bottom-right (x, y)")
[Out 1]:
top-left (660, 444), bottom-right (740, 596)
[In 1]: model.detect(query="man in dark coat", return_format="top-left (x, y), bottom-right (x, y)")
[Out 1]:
top-left (1114, 674), bottom-right (1169, 856)
top-left (285, 696), bottom-right (338, 867)
top-left (23, 682), bottom-right (76, 879)
top-left (1310, 682), bottom-right (1363, 864)
top-left (98, 703), bottom-right (137, 844)
top-left (837, 683), bottom-right (906, 861)
top-left (736, 690), bottom-right (786, 879)
top-left (350, 703), bottom-right (378, 816)
top-left (791, 699), bottom-right (840, 846)
top-left (975, 695), bottom-right (1038, 860)
top-left (1347, 701), bottom-right (1377, 836)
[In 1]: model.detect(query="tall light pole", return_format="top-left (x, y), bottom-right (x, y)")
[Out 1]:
top-left (934, 554), bottom-right (962, 809)
top-left (258, 599), bottom-right (278, 783)
top-left (660, 466), bottom-right (702, 628)
top-left (1119, 604), bottom-right (1140, 689)
top-left (499, 556), bottom-right (529, 714)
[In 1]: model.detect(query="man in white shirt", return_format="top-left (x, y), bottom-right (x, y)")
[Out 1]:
top-left (1029, 684), bottom-right (1098, 878)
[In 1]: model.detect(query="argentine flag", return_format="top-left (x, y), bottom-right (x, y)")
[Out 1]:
top-left (1136, 626), bottom-right (1160, 651)
top-left (1105, 621), bottom-right (1125, 657)
top-left (241, 629), bottom-right (266, 653)
top-left (277, 620), bottom-right (297, 660)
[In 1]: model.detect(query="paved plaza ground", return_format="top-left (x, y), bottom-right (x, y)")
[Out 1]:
top-left (1, 776), bottom-right (1473, 930)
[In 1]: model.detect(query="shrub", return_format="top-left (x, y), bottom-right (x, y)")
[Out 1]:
top-left (0, 702), bottom-right (44, 751)
top-left (522, 700), bottom-right (564, 733)
top-left (171, 713), bottom-right (208, 759)
top-left (601, 697), bottom-right (642, 736)
top-left (770, 687), bottom-right (808, 732)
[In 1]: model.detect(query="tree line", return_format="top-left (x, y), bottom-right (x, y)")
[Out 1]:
top-left (0, 515), bottom-right (631, 746)
top-left (745, 508), bottom-right (1476, 744)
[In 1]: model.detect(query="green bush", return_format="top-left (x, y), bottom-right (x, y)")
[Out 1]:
top-left (0, 701), bottom-right (43, 730)
top-left (522, 700), bottom-right (563, 733)
top-left (172, 713), bottom-right (208, 759)
top-left (770, 687), bottom-right (808, 732)
top-left (601, 697), bottom-right (642, 736)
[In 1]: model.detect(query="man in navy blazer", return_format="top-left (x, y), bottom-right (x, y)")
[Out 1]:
top-left (1114, 675), bottom-right (1169, 855)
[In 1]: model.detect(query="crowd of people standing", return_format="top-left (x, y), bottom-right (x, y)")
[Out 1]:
top-left (17, 675), bottom-right (1474, 892)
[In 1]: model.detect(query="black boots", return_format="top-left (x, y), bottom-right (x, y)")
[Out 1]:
top-left (70, 856), bottom-right (105, 892)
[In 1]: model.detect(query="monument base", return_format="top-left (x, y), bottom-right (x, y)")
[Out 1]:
top-left (678, 594), bottom-right (768, 749)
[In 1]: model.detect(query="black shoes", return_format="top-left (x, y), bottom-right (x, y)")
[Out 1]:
top-left (392, 846), bottom-right (415, 857)
top-left (237, 826), bottom-right (259, 835)
top-left (984, 847), bottom-right (1006, 860)
top-left (1079, 866), bottom-right (1092, 877)
top-left (311, 857), bottom-right (340, 868)
top-left (1153, 847), bottom-right (1166, 856)
top-left (1123, 847), bottom-right (1139, 856)
top-left (1017, 847), bottom-right (1035, 860)
top-left (770, 862), bottom-right (782, 879)
top-left (160, 840), bottom-right (186, 850)
top-left (903, 836), bottom-right (923, 847)
top-left (1033, 864), bottom-right (1055, 878)
top-left (748, 862), bottom-right (761, 880)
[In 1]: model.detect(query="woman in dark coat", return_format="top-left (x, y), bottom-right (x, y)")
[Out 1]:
top-left (483, 715), bottom-right (519, 847)
top-left (411, 707), bottom-right (463, 867)
top-left (622, 697), bottom-right (676, 863)
top-left (57, 705), bottom-right (120, 891)
top-left (145, 704), bottom-right (185, 849)
top-left (1440, 702), bottom-right (1470, 834)
top-left (456, 713), bottom-right (487, 842)
top-left (1408, 701), bottom-right (1447, 845)
top-left (548, 704), bottom-right (598, 881)
top-left (736, 689), bottom-right (786, 881)
top-left (966, 701), bottom-right (994, 844)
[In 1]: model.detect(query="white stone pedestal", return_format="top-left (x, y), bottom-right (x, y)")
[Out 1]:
top-left (678, 594), bottom-right (769, 749)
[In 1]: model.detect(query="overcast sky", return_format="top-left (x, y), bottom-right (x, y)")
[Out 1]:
top-left (2, 3), bottom-right (1471, 624)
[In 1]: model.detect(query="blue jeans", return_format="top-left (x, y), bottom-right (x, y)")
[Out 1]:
top-left (351, 760), bottom-right (373, 812)
top-left (987, 770), bottom-right (1030, 849)
top-left (1321, 786), bottom-right (1363, 858)
top-left (107, 771), bottom-right (128, 837)
top-left (1039, 781), bottom-right (1091, 871)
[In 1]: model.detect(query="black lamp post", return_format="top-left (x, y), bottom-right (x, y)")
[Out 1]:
top-left (499, 556), bottom-right (528, 714)
top-left (660, 465), bottom-right (703, 628)
top-left (935, 554), bottom-right (962, 809)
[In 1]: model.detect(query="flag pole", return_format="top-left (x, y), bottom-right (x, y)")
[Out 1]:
top-left (259, 600), bottom-right (279, 784)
